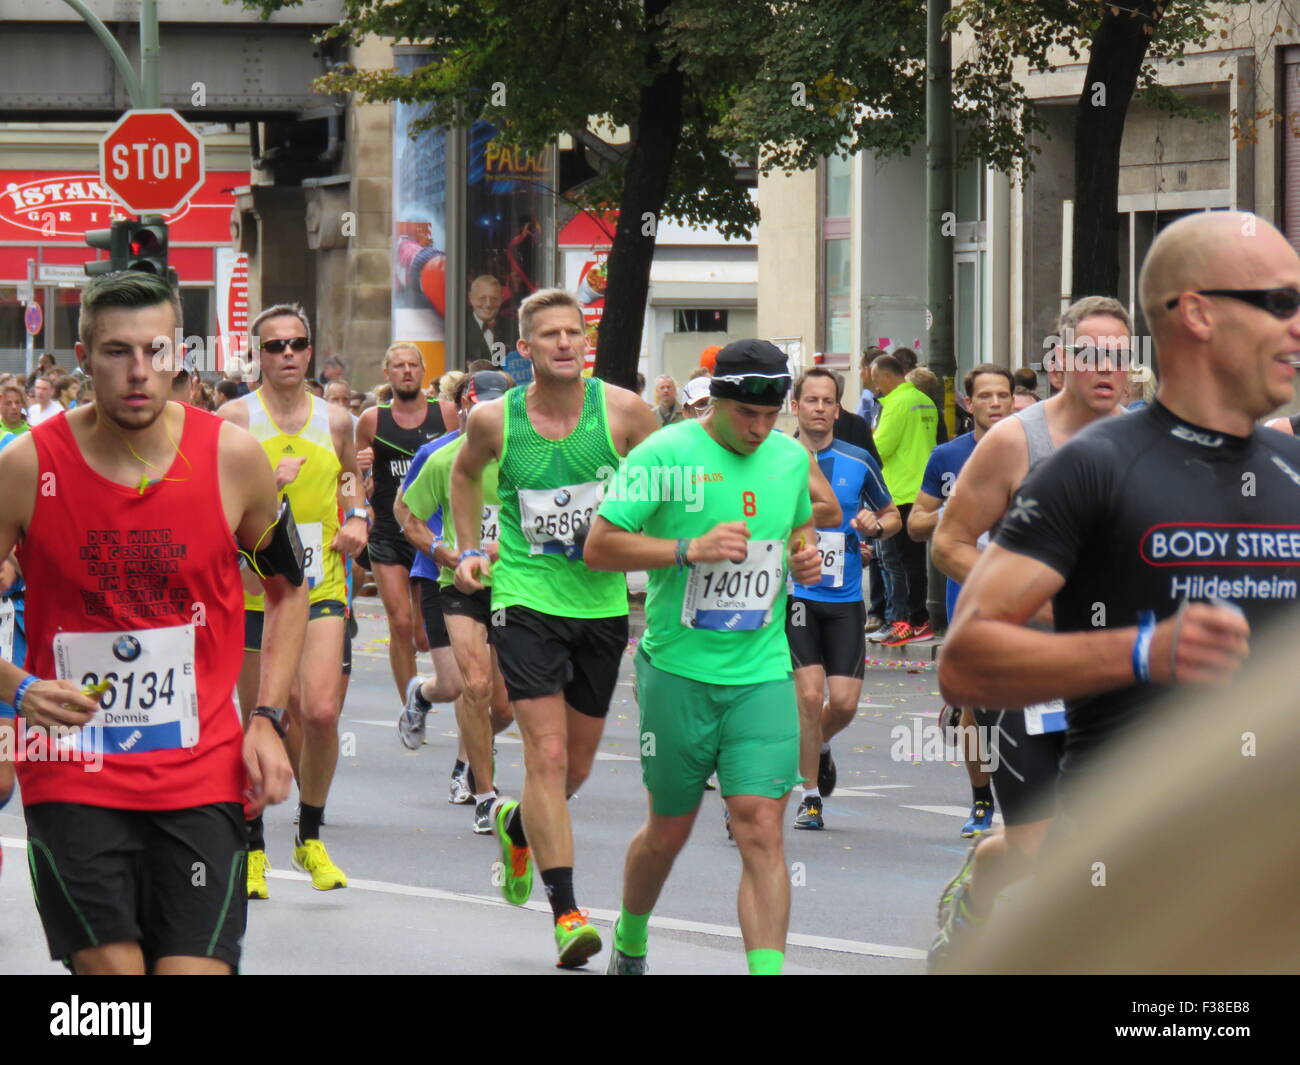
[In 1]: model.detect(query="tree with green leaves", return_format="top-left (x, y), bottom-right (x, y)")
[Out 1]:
top-left (949, 0), bottom-right (1298, 301)
top-left (247, 0), bottom-right (926, 387)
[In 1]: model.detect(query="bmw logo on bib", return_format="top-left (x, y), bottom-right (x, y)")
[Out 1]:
top-left (554, 489), bottom-right (571, 507)
top-left (112, 635), bottom-right (142, 663)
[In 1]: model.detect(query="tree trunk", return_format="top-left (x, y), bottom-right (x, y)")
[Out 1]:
top-left (593, 0), bottom-right (684, 390)
top-left (1071, 2), bottom-right (1161, 300)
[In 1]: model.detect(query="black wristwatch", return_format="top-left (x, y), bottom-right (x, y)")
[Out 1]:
top-left (250, 705), bottom-right (288, 738)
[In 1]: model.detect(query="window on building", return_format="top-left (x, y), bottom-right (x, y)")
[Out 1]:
top-left (822, 153), bottom-right (852, 355)
top-left (673, 309), bottom-right (728, 332)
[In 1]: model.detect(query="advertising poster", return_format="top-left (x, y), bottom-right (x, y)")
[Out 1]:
top-left (391, 50), bottom-right (447, 387)
top-left (464, 121), bottom-right (553, 385)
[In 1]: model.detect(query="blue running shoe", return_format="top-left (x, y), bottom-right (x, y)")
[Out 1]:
top-left (961, 800), bottom-right (994, 838)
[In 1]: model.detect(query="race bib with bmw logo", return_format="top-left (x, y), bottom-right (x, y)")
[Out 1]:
top-left (52, 625), bottom-right (199, 754)
top-left (517, 482), bottom-right (603, 558)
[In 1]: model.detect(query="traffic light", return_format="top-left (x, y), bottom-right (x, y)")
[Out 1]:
top-left (83, 219), bottom-right (130, 277)
top-left (127, 216), bottom-right (169, 277)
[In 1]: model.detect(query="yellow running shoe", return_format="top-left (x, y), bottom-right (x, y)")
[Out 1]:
top-left (554, 910), bottom-right (602, 969)
top-left (247, 849), bottom-right (270, 900)
top-left (292, 838), bottom-right (348, 891)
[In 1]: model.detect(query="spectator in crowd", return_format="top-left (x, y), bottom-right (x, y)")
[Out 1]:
top-left (53, 376), bottom-right (81, 410)
top-left (653, 374), bottom-right (683, 426)
top-left (306, 379), bottom-right (325, 398)
top-left (907, 367), bottom-right (949, 445)
top-left (26, 375), bottom-right (60, 427)
top-left (349, 390), bottom-right (366, 415)
top-left (698, 345), bottom-right (722, 374)
top-left (215, 379), bottom-right (242, 406)
top-left (375, 383), bottom-right (393, 404)
top-left (25, 352), bottom-right (57, 389)
top-left (637, 371), bottom-right (647, 399)
top-left (1013, 386), bottom-right (1039, 411)
top-left (681, 375), bottom-right (711, 418)
top-left (858, 346), bottom-right (885, 426)
top-left (1, 381), bottom-right (28, 435)
top-left (1012, 366), bottom-right (1038, 393)
top-left (171, 368), bottom-right (198, 405)
top-left (325, 380), bottom-right (352, 409)
top-left (318, 354), bottom-right (348, 388)
top-left (891, 346), bottom-right (919, 373)
top-left (870, 351), bottom-right (938, 646)
top-left (223, 361), bottom-right (252, 397)
top-left (438, 371), bottom-right (466, 403)
top-left (467, 359), bottom-right (497, 373)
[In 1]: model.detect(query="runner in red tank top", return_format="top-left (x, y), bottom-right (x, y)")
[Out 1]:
top-left (0, 271), bottom-right (307, 975)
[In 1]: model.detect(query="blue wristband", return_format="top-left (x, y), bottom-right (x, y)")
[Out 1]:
top-left (458, 549), bottom-right (487, 563)
top-left (1132, 610), bottom-right (1156, 683)
top-left (12, 674), bottom-right (37, 717)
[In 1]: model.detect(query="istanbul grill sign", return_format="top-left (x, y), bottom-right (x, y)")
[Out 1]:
top-left (0, 172), bottom-right (191, 240)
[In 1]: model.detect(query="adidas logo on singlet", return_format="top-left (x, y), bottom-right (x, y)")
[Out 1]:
top-left (283, 444), bottom-right (296, 454)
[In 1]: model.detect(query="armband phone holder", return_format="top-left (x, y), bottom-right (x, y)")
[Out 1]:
top-left (253, 498), bottom-right (306, 586)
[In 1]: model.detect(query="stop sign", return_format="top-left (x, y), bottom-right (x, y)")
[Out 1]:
top-left (100, 109), bottom-right (205, 215)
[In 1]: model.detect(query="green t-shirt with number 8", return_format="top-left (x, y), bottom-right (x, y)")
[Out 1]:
top-left (597, 420), bottom-right (812, 685)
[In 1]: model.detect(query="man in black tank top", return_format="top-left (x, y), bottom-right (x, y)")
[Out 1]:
top-left (355, 344), bottom-right (457, 704)
top-left (936, 211), bottom-right (1300, 972)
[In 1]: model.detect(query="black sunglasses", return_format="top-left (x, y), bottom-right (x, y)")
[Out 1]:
top-left (1164, 288), bottom-right (1300, 318)
top-left (261, 337), bottom-right (311, 354)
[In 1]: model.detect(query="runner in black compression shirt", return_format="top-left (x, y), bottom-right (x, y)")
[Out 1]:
top-left (937, 215), bottom-right (1300, 975)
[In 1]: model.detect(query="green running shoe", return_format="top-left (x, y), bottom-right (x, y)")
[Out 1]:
top-left (491, 798), bottom-right (532, 906)
top-left (554, 910), bottom-right (602, 969)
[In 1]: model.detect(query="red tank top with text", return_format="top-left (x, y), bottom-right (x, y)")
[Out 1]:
top-left (15, 407), bottom-right (246, 810)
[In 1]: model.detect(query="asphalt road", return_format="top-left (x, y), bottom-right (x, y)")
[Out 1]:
top-left (0, 597), bottom-right (986, 975)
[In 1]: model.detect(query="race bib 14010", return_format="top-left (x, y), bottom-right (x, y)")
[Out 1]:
top-left (681, 540), bottom-right (785, 631)
top-left (517, 482), bottom-right (603, 557)
top-left (53, 625), bottom-right (199, 754)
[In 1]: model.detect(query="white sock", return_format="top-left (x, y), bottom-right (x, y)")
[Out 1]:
top-left (474, 791), bottom-right (496, 807)
top-left (803, 787), bottom-right (821, 802)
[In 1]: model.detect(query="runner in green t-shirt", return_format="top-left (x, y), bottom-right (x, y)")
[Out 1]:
top-left (450, 289), bottom-right (659, 970)
top-left (585, 338), bottom-right (824, 976)
top-left (397, 371), bottom-right (514, 835)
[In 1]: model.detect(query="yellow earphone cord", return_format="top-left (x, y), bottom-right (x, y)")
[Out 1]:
top-left (95, 405), bottom-right (194, 495)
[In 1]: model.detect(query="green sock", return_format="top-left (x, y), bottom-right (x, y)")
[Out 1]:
top-left (746, 948), bottom-right (784, 975)
top-left (614, 906), bottom-right (650, 957)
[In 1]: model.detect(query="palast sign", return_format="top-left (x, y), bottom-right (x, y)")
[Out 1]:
top-left (100, 110), bottom-right (205, 215)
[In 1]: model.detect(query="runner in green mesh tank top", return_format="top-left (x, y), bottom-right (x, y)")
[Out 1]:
top-left (494, 375), bottom-right (625, 618)
top-left (448, 289), bottom-right (659, 971)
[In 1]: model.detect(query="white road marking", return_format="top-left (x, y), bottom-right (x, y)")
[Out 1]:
top-left (833, 785), bottom-right (915, 798)
top-left (901, 805), bottom-right (1004, 825)
top-left (346, 720), bottom-right (637, 761)
top-left (0, 835), bottom-right (924, 962)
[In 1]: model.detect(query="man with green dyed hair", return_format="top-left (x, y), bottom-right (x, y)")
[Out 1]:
top-left (585, 338), bottom-right (827, 976)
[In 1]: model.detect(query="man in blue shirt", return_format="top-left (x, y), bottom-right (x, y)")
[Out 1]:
top-left (787, 368), bottom-right (901, 830)
top-left (908, 363), bottom-right (1013, 837)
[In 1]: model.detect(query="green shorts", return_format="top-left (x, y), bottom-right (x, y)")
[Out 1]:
top-left (634, 648), bottom-right (801, 817)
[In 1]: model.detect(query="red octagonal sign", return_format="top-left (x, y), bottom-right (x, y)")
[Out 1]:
top-left (100, 109), bottom-right (205, 215)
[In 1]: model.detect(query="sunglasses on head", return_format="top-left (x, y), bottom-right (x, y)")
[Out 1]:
top-left (1164, 288), bottom-right (1300, 319)
top-left (715, 372), bottom-right (793, 397)
top-left (261, 337), bottom-right (310, 354)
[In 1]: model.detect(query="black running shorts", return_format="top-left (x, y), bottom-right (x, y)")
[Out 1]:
top-left (492, 605), bottom-right (627, 717)
top-left (786, 597), bottom-right (866, 678)
top-left (972, 708), bottom-right (1067, 826)
top-left (412, 576), bottom-right (451, 650)
top-left (25, 801), bottom-right (248, 970)
top-left (245, 599), bottom-right (346, 653)
top-left (366, 532), bottom-right (416, 571)
top-left (440, 585), bottom-right (493, 630)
